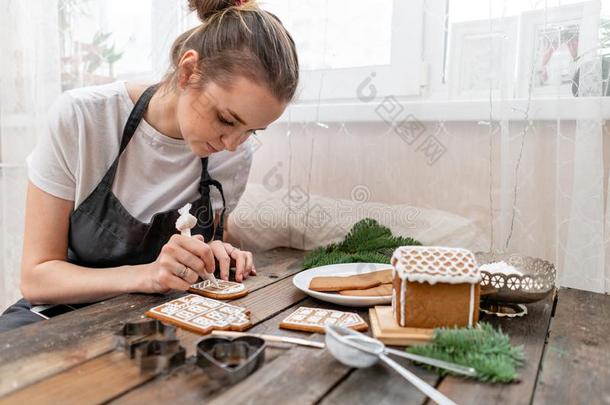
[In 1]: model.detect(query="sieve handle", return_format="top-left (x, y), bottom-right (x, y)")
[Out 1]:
top-left (379, 353), bottom-right (457, 405)
top-left (384, 348), bottom-right (476, 377)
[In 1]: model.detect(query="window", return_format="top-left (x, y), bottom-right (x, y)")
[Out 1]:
top-left (58, 0), bottom-right (191, 90)
top-left (261, 0), bottom-right (426, 102)
top-left (54, 0), bottom-right (609, 122)
top-left (440, 0), bottom-right (609, 99)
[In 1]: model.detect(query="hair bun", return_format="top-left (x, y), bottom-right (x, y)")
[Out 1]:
top-left (188, 0), bottom-right (241, 21)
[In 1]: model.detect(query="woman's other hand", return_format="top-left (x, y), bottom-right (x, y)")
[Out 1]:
top-left (207, 239), bottom-right (256, 282)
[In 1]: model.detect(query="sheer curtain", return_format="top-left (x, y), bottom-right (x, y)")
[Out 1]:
top-left (0, 1), bottom-right (608, 312)
top-left (0, 0), bottom-right (61, 311)
top-left (0, 0), bottom-right (192, 311)
top-left (230, 0), bottom-right (610, 294)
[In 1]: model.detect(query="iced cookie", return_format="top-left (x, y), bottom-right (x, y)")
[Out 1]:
top-left (279, 306), bottom-right (368, 333)
top-left (189, 279), bottom-right (248, 300)
top-left (146, 294), bottom-right (251, 335)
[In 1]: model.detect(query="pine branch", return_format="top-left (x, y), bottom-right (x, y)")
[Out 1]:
top-left (303, 219), bottom-right (421, 269)
top-left (406, 323), bottom-right (524, 383)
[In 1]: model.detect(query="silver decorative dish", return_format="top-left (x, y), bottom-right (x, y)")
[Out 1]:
top-left (475, 252), bottom-right (556, 304)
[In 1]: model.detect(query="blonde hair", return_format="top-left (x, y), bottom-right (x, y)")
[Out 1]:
top-left (165, 0), bottom-right (299, 103)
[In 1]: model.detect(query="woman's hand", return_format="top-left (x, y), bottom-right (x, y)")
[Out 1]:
top-left (144, 235), bottom-right (256, 294)
top-left (146, 234), bottom-right (216, 293)
top-left (208, 240), bottom-right (256, 282)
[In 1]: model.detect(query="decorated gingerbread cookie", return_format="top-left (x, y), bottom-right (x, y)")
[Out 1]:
top-left (146, 294), bottom-right (251, 335)
top-left (279, 307), bottom-right (368, 333)
top-left (189, 279), bottom-right (249, 300)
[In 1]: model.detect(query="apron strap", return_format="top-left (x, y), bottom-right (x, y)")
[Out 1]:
top-left (99, 84), bottom-right (160, 190)
top-left (199, 158), bottom-right (227, 241)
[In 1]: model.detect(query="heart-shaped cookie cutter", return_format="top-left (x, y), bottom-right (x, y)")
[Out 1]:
top-left (196, 336), bottom-right (266, 384)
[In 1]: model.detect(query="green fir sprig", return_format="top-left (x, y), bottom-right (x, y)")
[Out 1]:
top-left (407, 323), bottom-right (524, 383)
top-left (302, 218), bottom-right (421, 269)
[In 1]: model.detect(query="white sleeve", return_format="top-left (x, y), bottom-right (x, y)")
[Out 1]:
top-left (25, 93), bottom-right (80, 201)
top-left (207, 137), bottom-right (255, 214)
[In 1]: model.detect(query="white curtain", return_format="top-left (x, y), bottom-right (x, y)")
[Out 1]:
top-left (0, 0), bottom-right (61, 310)
top-left (230, 0), bottom-right (610, 294)
top-left (0, 0), bottom-right (184, 311)
top-left (0, 0), bottom-right (608, 312)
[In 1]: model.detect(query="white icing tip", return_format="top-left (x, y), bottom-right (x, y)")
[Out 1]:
top-left (176, 203), bottom-right (197, 231)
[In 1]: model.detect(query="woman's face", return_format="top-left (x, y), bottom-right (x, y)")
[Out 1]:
top-left (176, 75), bottom-right (286, 156)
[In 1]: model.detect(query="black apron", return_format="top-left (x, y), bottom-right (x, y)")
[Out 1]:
top-left (0, 84), bottom-right (226, 333)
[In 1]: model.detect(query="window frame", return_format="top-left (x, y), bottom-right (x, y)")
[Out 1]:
top-left (277, 0), bottom-right (610, 123)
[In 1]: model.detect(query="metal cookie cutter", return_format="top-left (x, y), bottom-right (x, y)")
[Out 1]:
top-left (114, 319), bottom-right (185, 373)
top-left (132, 339), bottom-right (186, 374)
top-left (196, 336), bottom-right (266, 385)
top-left (114, 319), bottom-right (176, 353)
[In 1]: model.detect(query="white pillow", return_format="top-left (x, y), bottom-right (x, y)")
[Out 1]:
top-left (228, 183), bottom-right (489, 252)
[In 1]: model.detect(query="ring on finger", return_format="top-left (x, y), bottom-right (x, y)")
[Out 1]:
top-left (177, 265), bottom-right (188, 278)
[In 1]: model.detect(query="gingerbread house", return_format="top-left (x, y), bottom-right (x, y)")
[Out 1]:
top-left (390, 246), bottom-right (481, 329)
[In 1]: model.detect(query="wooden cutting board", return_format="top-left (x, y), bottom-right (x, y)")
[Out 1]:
top-left (369, 306), bottom-right (434, 346)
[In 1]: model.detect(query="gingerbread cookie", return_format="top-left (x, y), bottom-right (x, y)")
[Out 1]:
top-left (368, 269), bottom-right (393, 283)
top-left (189, 279), bottom-right (248, 300)
top-left (309, 269), bottom-right (393, 292)
top-left (279, 307), bottom-right (368, 333)
top-left (146, 294), bottom-right (251, 335)
top-left (338, 283), bottom-right (393, 297)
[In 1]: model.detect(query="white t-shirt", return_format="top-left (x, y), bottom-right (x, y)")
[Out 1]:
top-left (26, 81), bottom-right (253, 222)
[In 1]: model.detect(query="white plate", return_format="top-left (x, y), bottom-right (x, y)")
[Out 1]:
top-left (293, 263), bottom-right (393, 307)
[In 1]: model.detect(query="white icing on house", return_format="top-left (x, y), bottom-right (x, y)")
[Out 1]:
top-left (400, 278), bottom-right (407, 326)
top-left (468, 284), bottom-right (475, 327)
top-left (391, 246), bottom-right (481, 285)
top-left (479, 261), bottom-right (522, 276)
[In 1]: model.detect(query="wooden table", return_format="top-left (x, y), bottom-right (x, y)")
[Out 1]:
top-left (0, 248), bottom-right (608, 405)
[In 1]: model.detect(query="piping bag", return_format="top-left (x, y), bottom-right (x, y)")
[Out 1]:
top-left (176, 203), bottom-right (219, 287)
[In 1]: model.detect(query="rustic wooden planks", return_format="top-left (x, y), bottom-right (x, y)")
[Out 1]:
top-left (202, 300), bottom-right (440, 405)
top-left (319, 360), bottom-right (438, 405)
top-left (0, 293), bottom-right (167, 398)
top-left (111, 297), bottom-right (325, 404)
top-left (4, 249), bottom-right (608, 405)
top-left (205, 299), bottom-right (359, 405)
top-left (0, 350), bottom-right (152, 405)
top-left (318, 346), bottom-right (438, 405)
top-left (0, 276), bottom-right (307, 404)
top-left (533, 288), bottom-right (610, 405)
top-left (114, 299), bottom-right (395, 405)
top-left (0, 248), bottom-right (305, 399)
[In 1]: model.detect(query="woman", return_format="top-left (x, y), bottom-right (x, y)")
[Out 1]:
top-left (0, 0), bottom-right (299, 332)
